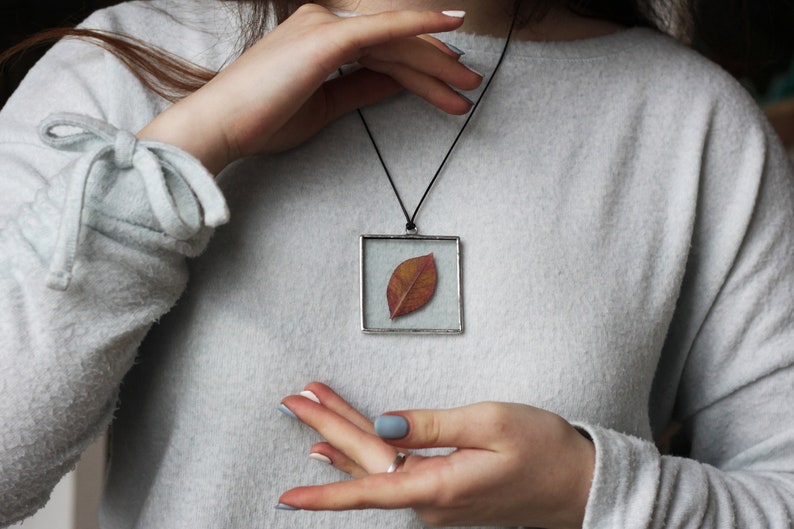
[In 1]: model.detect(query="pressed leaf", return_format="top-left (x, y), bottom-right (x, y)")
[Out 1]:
top-left (387, 253), bottom-right (437, 320)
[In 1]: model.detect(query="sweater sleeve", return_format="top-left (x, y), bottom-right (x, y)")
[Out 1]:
top-left (580, 92), bottom-right (794, 527)
top-left (0, 20), bottom-right (228, 527)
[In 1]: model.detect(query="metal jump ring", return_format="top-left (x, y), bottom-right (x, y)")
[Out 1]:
top-left (386, 452), bottom-right (407, 473)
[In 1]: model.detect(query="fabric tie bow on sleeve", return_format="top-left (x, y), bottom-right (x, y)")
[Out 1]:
top-left (38, 113), bottom-right (229, 291)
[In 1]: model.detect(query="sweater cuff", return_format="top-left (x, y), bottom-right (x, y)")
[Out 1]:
top-left (573, 423), bottom-right (661, 528)
top-left (20, 113), bottom-right (229, 290)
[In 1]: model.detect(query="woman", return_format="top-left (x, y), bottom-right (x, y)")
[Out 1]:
top-left (1, 1), bottom-right (793, 528)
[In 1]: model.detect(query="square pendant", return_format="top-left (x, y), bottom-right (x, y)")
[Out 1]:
top-left (360, 234), bottom-right (463, 334)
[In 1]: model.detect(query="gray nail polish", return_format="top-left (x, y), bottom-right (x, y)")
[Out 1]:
top-left (442, 41), bottom-right (465, 55)
top-left (453, 89), bottom-right (475, 106)
top-left (375, 415), bottom-right (409, 439)
top-left (276, 503), bottom-right (301, 511)
top-left (277, 403), bottom-right (297, 419)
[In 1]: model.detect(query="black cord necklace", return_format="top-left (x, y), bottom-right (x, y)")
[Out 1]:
top-left (358, 4), bottom-right (518, 335)
top-left (359, 5), bottom-right (519, 233)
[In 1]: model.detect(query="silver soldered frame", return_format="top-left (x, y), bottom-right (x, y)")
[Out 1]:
top-left (360, 234), bottom-right (463, 334)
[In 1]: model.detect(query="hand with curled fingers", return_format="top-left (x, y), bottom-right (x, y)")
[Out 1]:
top-left (139, 5), bottom-right (482, 173)
top-left (277, 382), bottom-right (595, 529)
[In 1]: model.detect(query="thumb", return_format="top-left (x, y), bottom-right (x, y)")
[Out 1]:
top-left (374, 402), bottom-right (507, 450)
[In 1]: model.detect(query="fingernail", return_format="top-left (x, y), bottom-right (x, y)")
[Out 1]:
top-left (453, 89), bottom-right (475, 106)
top-left (277, 403), bottom-right (297, 419)
top-left (442, 10), bottom-right (466, 18)
top-left (276, 503), bottom-right (301, 511)
top-left (463, 64), bottom-right (484, 77)
top-left (442, 41), bottom-right (465, 55)
top-left (375, 415), bottom-right (409, 439)
top-left (309, 453), bottom-right (333, 465)
top-left (300, 390), bottom-right (321, 404)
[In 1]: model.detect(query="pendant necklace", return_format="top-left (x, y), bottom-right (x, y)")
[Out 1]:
top-left (358, 5), bottom-right (517, 334)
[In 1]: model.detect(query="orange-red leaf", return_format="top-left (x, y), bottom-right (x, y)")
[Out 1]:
top-left (387, 253), bottom-right (437, 320)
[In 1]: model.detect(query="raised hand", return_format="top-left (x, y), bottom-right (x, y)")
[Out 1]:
top-left (277, 382), bottom-right (595, 529)
top-left (138, 5), bottom-right (483, 173)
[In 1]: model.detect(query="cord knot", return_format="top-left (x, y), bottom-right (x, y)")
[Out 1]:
top-left (38, 113), bottom-right (229, 290)
top-left (113, 129), bottom-right (138, 169)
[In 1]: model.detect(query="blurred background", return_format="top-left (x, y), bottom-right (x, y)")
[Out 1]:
top-left (1, 0), bottom-right (793, 528)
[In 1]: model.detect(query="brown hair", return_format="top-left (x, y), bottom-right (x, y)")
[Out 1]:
top-left (0, 27), bottom-right (215, 102)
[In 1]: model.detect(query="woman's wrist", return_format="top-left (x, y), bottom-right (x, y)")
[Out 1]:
top-left (559, 425), bottom-right (595, 529)
top-left (137, 96), bottom-right (233, 175)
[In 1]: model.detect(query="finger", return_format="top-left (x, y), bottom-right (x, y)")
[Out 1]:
top-left (279, 472), bottom-right (434, 511)
top-left (364, 36), bottom-right (482, 91)
top-left (260, 70), bottom-right (402, 153)
top-left (281, 394), bottom-right (396, 472)
top-left (303, 382), bottom-right (375, 434)
top-left (419, 34), bottom-right (465, 57)
top-left (339, 9), bottom-right (466, 52)
top-left (309, 442), bottom-right (369, 479)
top-left (320, 69), bottom-right (403, 123)
top-left (374, 402), bottom-right (514, 450)
top-left (358, 58), bottom-right (473, 115)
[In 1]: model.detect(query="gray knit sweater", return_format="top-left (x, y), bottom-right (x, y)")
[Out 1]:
top-left (2, 1), bottom-right (794, 528)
